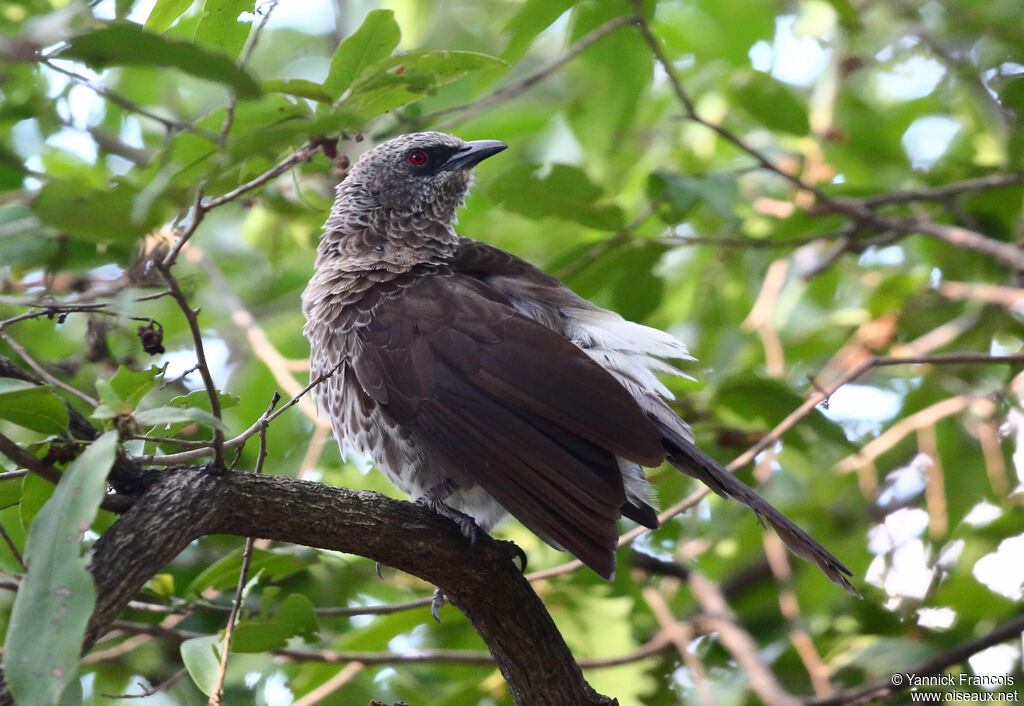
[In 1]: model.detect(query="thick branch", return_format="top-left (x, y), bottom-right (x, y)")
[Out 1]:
top-left (0, 467), bottom-right (615, 706)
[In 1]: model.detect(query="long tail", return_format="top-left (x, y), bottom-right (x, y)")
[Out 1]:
top-left (664, 432), bottom-right (862, 598)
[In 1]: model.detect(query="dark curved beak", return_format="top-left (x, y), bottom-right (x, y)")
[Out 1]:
top-left (441, 140), bottom-right (508, 171)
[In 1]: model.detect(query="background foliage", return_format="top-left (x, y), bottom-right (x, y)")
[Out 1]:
top-left (1, 0), bottom-right (1023, 704)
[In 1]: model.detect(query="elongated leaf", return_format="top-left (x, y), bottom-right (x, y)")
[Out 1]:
top-left (144, 0), bottom-right (195, 32)
top-left (194, 0), bottom-right (254, 60)
top-left (2, 433), bottom-right (117, 706)
top-left (60, 24), bottom-right (259, 97)
top-left (185, 547), bottom-right (314, 595)
top-left (346, 50), bottom-right (505, 118)
top-left (32, 180), bottom-right (159, 245)
top-left (0, 379), bottom-right (69, 435)
top-left (134, 405), bottom-right (231, 434)
top-left (732, 73), bottom-right (811, 135)
top-left (262, 78), bottom-right (333, 103)
top-left (503, 0), bottom-right (575, 62)
top-left (93, 365), bottom-right (164, 419)
top-left (324, 9), bottom-right (401, 97)
top-left (180, 635), bottom-right (221, 696)
top-left (230, 594), bottom-right (319, 652)
top-left (489, 163), bottom-right (624, 230)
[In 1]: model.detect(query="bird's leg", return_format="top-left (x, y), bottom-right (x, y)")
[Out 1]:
top-left (415, 478), bottom-right (486, 547)
top-left (431, 587), bottom-right (446, 624)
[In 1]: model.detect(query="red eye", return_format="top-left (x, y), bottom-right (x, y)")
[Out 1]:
top-left (407, 150), bottom-right (428, 165)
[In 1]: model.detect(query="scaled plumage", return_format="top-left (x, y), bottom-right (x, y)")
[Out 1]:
top-left (302, 131), bottom-right (859, 597)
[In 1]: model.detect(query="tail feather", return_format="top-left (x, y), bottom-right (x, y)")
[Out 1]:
top-left (665, 435), bottom-right (862, 599)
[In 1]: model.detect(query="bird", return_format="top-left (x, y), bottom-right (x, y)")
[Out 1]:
top-left (302, 131), bottom-right (860, 607)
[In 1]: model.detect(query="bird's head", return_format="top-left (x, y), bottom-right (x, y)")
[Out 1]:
top-left (339, 132), bottom-right (507, 224)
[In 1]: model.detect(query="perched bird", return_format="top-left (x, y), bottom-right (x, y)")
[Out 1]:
top-left (303, 132), bottom-right (859, 602)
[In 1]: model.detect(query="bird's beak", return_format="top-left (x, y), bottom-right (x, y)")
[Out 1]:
top-left (440, 140), bottom-right (508, 171)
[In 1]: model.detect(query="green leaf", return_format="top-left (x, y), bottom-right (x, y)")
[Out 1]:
top-left (92, 365), bottom-right (164, 419)
top-left (650, 172), bottom-right (739, 223)
top-left (19, 473), bottom-right (52, 532)
top-left (144, 0), bottom-right (195, 33)
top-left (134, 406), bottom-right (231, 434)
top-left (324, 9), bottom-right (401, 97)
top-left (489, 163), bottom-right (624, 230)
top-left (0, 471), bottom-right (21, 511)
top-left (0, 379), bottom-right (70, 435)
top-left (32, 180), bottom-right (158, 245)
top-left (502, 0), bottom-right (575, 62)
top-left (732, 73), bottom-right (811, 135)
top-left (230, 593), bottom-right (319, 652)
top-left (346, 50), bottom-right (506, 118)
top-left (185, 548), bottom-right (314, 595)
top-left (2, 433), bottom-right (117, 706)
top-left (262, 78), bottom-right (333, 103)
top-left (194, 0), bottom-right (254, 60)
top-left (60, 23), bottom-right (260, 98)
top-left (0, 204), bottom-right (57, 273)
top-left (180, 635), bottom-right (221, 696)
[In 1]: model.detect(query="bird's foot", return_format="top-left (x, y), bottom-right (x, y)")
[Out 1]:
top-left (415, 492), bottom-right (486, 548)
top-left (431, 587), bottom-right (447, 623)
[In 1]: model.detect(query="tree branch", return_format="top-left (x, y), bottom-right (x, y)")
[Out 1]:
top-left (0, 467), bottom-right (616, 706)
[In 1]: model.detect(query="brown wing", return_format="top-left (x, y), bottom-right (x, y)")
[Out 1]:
top-left (352, 274), bottom-right (666, 578)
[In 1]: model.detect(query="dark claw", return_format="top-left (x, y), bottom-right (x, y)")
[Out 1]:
top-left (431, 587), bottom-right (446, 623)
top-left (375, 561), bottom-right (383, 580)
top-left (498, 540), bottom-right (528, 574)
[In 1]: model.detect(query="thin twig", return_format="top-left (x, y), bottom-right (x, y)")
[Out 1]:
top-left (688, 571), bottom-right (801, 706)
top-left (0, 330), bottom-right (99, 408)
top-left (631, 5), bottom-right (1024, 273)
top-left (291, 662), bottom-right (364, 706)
top-left (40, 59), bottom-right (215, 139)
top-left (862, 172), bottom-right (1024, 207)
top-left (107, 619), bottom-right (673, 669)
top-left (157, 265), bottom-right (225, 466)
top-left (209, 406), bottom-right (272, 705)
top-left (102, 669), bottom-right (186, 700)
top-left (0, 522), bottom-right (25, 571)
top-left (425, 14), bottom-right (639, 131)
top-left (0, 432), bottom-right (62, 485)
top-left (130, 362), bottom-right (339, 466)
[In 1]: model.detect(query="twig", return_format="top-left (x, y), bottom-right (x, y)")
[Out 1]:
top-left (835, 395), bottom-right (986, 474)
top-left (687, 571), bottom-right (801, 706)
top-left (106, 618), bottom-right (673, 669)
top-left (631, 5), bottom-right (1024, 273)
top-left (218, 0), bottom-right (279, 148)
top-left (0, 303), bottom-right (111, 331)
top-left (209, 406), bottom-right (272, 705)
top-left (291, 662), bottom-right (364, 706)
top-left (0, 522), bottom-right (25, 571)
top-left (40, 59), bottom-right (215, 139)
top-left (131, 362), bottom-right (339, 465)
top-left (156, 265), bottom-right (225, 466)
top-left (0, 330), bottom-right (99, 408)
top-left (102, 668), bottom-right (186, 699)
top-left (425, 14), bottom-right (639, 131)
top-left (0, 432), bottom-right (62, 485)
top-left (862, 173), bottom-right (1024, 207)
top-left (186, 246), bottom-right (324, 425)
top-left (642, 588), bottom-right (715, 706)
